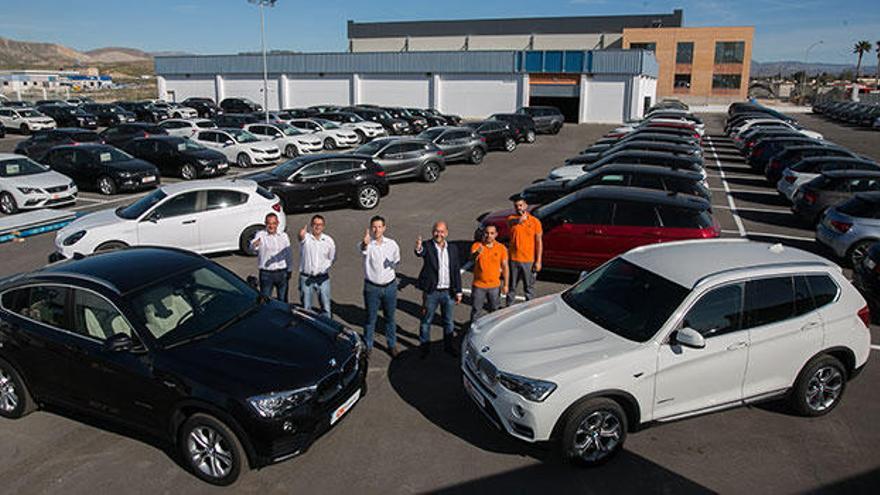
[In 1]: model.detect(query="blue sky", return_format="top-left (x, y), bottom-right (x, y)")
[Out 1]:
top-left (2, 1), bottom-right (878, 64)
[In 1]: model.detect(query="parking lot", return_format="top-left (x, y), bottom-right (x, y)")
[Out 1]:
top-left (0, 113), bottom-right (879, 494)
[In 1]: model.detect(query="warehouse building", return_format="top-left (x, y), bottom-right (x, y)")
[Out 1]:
top-left (155, 49), bottom-right (658, 124)
top-left (347, 10), bottom-right (752, 104)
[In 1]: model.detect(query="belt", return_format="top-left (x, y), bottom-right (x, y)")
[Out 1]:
top-left (260, 268), bottom-right (288, 273)
top-left (301, 272), bottom-right (329, 278)
top-left (365, 279), bottom-right (396, 288)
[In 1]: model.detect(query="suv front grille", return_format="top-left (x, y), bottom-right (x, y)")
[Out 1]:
top-left (45, 185), bottom-right (67, 193)
top-left (315, 355), bottom-right (359, 404)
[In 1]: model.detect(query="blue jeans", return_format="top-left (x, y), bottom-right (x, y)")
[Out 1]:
top-left (419, 289), bottom-right (455, 344)
top-left (299, 273), bottom-right (331, 318)
top-left (260, 269), bottom-right (289, 302)
top-left (363, 280), bottom-right (397, 350)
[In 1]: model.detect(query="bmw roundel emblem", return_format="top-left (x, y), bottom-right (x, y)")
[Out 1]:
top-left (481, 346), bottom-right (490, 353)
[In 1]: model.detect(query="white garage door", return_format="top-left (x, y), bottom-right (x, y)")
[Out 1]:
top-left (359, 75), bottom-right (430, 107)
top-left (164, 77), bottom-right (215, 102)
top-left (288, 76), bottom-right (350, 107)
top-left (224, 76), bottom-right (278, 110)
top-left (440, 75), bottom-right (518, 119)
top-left (586, 77), bottom-right (626, 124)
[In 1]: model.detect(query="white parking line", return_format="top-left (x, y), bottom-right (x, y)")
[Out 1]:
top-left (73, 197), bottom-right (112, 204)
top-left (721, 229), bottom-right (816, 243)
top-left (706, 136), bottom-right (746, 237)
top-left (713, 205), bottom-right (793, 215)
top-left (709, 187), bottom-right (780, 196)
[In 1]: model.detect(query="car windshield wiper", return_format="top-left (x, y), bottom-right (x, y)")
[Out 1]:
top-left (164, 297), bottom-right (263, 349)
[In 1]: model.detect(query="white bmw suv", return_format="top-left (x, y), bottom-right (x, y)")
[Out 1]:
top-left (462, 239), bottom-right (871, 465)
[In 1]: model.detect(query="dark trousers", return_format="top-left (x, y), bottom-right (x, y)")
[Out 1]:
top-left (419, 289), bottom-right (455, 344)
top-left (260, 269), bottom-right (289, 302)
top-left (363, 280), bottom-right (398, 350)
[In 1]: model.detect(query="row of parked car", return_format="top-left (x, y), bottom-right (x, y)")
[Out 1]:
top-left (473, 99), bottom-right (718, 272)
top-left (812, 99), bottom-right (880, 130)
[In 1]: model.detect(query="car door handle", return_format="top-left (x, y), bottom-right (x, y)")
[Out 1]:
top-left (182, 219), bottom-right (196, 225)
top-left (727, 341), bottom-right (748, 351)
top-left (801, 321), bottom-right (820, 331)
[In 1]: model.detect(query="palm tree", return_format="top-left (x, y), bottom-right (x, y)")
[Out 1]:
top-left (876, 41), bottom-right (880, 84)
top-left (852, 40), bottom-right (871, 81)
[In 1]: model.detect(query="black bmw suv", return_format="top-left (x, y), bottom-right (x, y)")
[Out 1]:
top-left (122, 136), bottom-right (228, 180)
top-left (35, 104), bottom-right (98, 129)
top-left (0, 248), bottom-right (366, 485)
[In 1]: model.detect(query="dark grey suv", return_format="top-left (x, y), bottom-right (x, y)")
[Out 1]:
top-left (355, 137), bottom-right (446, 182)
top-left (517, 106), bottom-right (564, 134)
top-left (418, 127), bottom-right (488, 165)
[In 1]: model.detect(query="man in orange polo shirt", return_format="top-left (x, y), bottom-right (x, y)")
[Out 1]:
top-left (506, 196), bottom-right (542, 305)
top-left (470, 224), bottom-right (509, 324)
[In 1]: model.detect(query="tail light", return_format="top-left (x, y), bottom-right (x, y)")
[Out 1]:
top-left (829, 220), bottom-right (852, 233)
top-left (802, 191), bottom-right (817, 205)
top-left (436, 150), bottom-right (444, 156)
top-left (143, 132), bottom-right (150, 138)
top-left (857, 305), bottom-right (870, 327)
top-left (375, 170), bottom-right (386, 177)
top-left (784, 174), bottom-right (797, 184)
top-left (271, 202), bottom-right (282, 212)
top-left (480, 137), bottom-right (487, 143)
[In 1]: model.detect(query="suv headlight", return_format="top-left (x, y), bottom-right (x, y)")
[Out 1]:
top-left (198, 158), bottom-right (212, 165)
top-left (17, 187), bottom-right (41, 195)
top-left (117, 171), bottom-right (134, 178)
top-left (392, 121), bottom-right (404, 128)
top-left (250, 148), bottom-right (265, 153)
top-left (248, 385), bottom-right (318, 418)
top-left (497, 372), bottom-right (556, 402)
top-left (62, 230), bottom-right (87, 246)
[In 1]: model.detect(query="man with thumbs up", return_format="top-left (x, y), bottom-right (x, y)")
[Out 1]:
top-left (298, 214), bottom-right (335, 318)
top-left (415, 221), bottom-right (463, 358)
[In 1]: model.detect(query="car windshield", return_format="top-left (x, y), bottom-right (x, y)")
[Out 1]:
top-left (419, 128), bottom-right (444, 141)
top-left (19, 110), bottom-right (40, 118)
top-left (562, 258), bottom-right (689, 343)
top-left (355, 140), bottom-right (386, 156)
top-left (377, 111), bottom-right (393, 120)
top-left (129, 264), bottom-right (261, 346)
top-left (92, 147), bottom-right (134, 163)
top-left (0, 157), bottom-right (48, 177)
top-left (227, 129), bottom-right (260, 143)
top-left (176, 139), bottom-right (207, 151)
top-left (345, 113), bottom-right (364, 122)
top-left (116, 189), bottom-right (167, 219)
top-left (279, 124), bottom-right (304, 136)
top-left (316, 119), bottom-right (339, 129)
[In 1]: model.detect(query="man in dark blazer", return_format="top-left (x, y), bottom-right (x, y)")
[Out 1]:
top-left (414, 220), bottom-right (463, 358)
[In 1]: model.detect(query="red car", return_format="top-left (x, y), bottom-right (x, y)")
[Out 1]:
top-left (479, 186), bottom-right (720, 270)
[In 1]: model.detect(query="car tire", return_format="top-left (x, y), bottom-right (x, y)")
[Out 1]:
top-left (324, 138), bottom-right (336, 150)
top-left (19, 124), bottom-right (29, 135)
top-left (469, 148), bottom-right (485, 165)
top-left (354, 130), bottom-right (366, 144)
top-left (789, 354), bottom-right (847, 417)
top-left (284, 145), bottom-right (298, 158)
top-left (180, 164), bottom-right (198, 180)
top-left (559, 398), bottom-right (627, 466)
top-left (355, 184), bottom-right (380, 210)
top-left (179, 413), bottom-right (245, 486)
top-left (0, 357), bottom-right (36, 419)
top-left (421, 162), bottom-right (441, 183)
top-left (95, 241), bottom-right (128, 252)
top-left (239, 225), bottom-right (262, 256)
top-left (525, 130), bottom-right (536, 143)
top-left (236, 153), bottom-right (252, 168)
top-left (552, 123), bottom-right (562, 135)
top-left (0, 192), bottom-right (19, 215)
top-left (848, 240), bottom-right (874, 267)
top-left (96, 176), bottom-right (117, 196)
top-left (504, 138), bottom-right (517, 153)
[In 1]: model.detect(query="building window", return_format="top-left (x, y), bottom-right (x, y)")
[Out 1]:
top-left (674, 74), bottom-right (692, 90)
top-left (676, 42), bottom-right (694, 64)
top-left (712, 74), bottom-right (742, 90)
top-left (715, 42), bottom-right (745, 64)
top-left (630, 42), bottom-right (656, 52)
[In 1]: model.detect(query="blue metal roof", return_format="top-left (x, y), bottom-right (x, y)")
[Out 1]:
top-left (155, 50), bottom-right (657, 77)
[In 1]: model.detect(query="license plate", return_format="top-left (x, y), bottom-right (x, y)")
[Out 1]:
top-left (142, 176), bottom-right (156, 183)
top-left (218, 163), bottom-right (228, 169)
top-left (463, 376), bottom-right (486, 408)
top-left (330, 389), bottom-right (360, 425)
top-left (51, 194), bottom-right (60, 200)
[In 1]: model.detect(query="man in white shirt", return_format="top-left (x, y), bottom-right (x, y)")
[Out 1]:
top-left (360, 215), bottom-right (401, 357)
top-left (298, 214), bottom-right (335, 318)
top-left (250, 213), bottom-right (292, 302)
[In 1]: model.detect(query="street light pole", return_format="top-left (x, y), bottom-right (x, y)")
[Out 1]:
top-left (249, 0), bottom-right (276, 123)
top-left (802, 40), bottom-right (823, 104)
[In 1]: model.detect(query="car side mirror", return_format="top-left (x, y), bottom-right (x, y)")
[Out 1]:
top-left (674, 328), bottom-right (705, 349)
top-left (224, 140), bottom-right (234, 147)
top-left (104, 333), bottom-right (133, 352)
top-left (246, 275), bottom-right (259, 290)
top-left (145, 211), bottom-right (161, 223)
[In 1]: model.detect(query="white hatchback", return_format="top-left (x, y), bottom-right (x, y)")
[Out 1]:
top-left (193, 128), bottom-right (282, 168)
top-left (159, 118), bottom-right (218, 137)
top-left (244, 123), bottom-right (325, 158)
top-left (52, 179), bottom-right (285, 259)
top-left (0, 107), bottom-right (56, 134)
top-left (289, 118), bottom-right (360, 150)
top-left (462, 239), bottom-right (870, 466)
top-left (0, 154), bottom-right (76, 214)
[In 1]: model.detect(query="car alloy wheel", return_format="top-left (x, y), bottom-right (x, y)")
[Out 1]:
top-left (20, 124), bottom-right (29, 135)
top-left (357, 185), bottom-right (380, 209)
top-left (97, 176), bottom-right (117, 195)
top-left (236, 153), bottom-right (251, 168)
top-left (526, 130), bottom-right (536, 143)
top-left (0, 369), bottom-right (19, 414)
top-left (805, 365), bottom-right (844, 412)
top-left (187, 425), bottom-right (234, 481)
top-left (849, 241), bottom-right (872, 267)
top-left (505, 138), bottom-right (517, 152)
top-left (572, 410), bottom-right (622, 463)
top-left (422, 163), bottom-right (440, 183)
top-left (470, 148), bottom-right (484, 165)
top-left (354, 130), bottom-right (366, 144)
top-left (0, 192), bottom-right (18, 215)
top-left (324, 138), bottom-right (336, 150)
top-left (181, 164), bottom-right (198, 180)
top-left (284, 145), bottom-right (298, 158)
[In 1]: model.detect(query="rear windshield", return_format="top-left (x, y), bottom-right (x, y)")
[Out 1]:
top-left (837, 197), bottom-right (880, 218)
top-left (71, 132), bottom-right (100, 142)
top-left (256, 185), bottom-right (275, 200)
top-left (658, 207), bottom-right (714, 229)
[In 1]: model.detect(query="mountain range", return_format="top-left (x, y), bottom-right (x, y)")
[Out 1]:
top-left (751, 60), bottom-right (879, 77)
